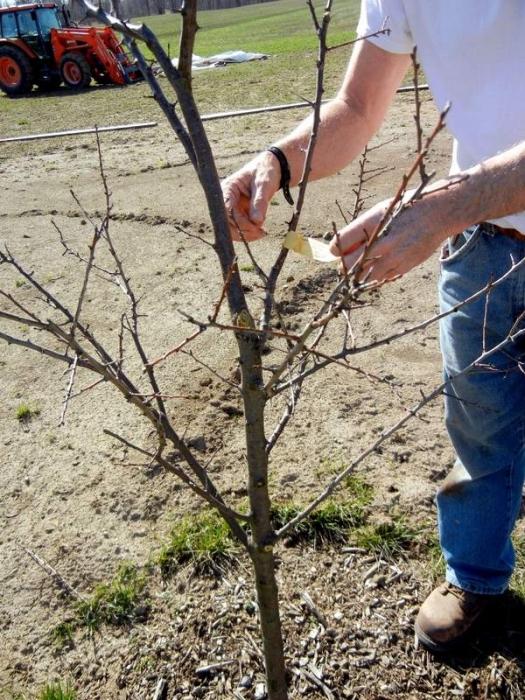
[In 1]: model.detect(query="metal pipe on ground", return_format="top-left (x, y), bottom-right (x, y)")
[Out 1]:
top-left (0, 84), bottom-right (429, 145)
top-left (201, 84), bottom-right (429, 122)
top-left (0, 121), bottom-right (158, 144)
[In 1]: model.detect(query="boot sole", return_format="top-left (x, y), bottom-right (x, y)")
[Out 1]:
top-left (414, 620), bottom-right (465, 654)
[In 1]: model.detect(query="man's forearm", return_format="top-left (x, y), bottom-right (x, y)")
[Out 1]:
top-left (410, 140), bottom-right (525, 242)
top-left (273, 96), bottom-right (375, 187)
top-left (272, 40), bottom-right (410, 187)
top-left (460, 141), bottom-right (525, 226)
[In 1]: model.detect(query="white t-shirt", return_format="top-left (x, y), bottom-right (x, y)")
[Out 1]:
top-left (357, 0), bottom-right (525, 233)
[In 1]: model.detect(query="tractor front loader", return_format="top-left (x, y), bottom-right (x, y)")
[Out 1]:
top-left (0, 3), bottom-right (142, 97)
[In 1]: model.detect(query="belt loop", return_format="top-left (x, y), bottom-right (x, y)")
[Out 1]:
top-left (481, 222), bottom-right (495, 238)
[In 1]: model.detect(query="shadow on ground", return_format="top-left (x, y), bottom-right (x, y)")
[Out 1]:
top-left (438, 592), bottom-right (525, 677)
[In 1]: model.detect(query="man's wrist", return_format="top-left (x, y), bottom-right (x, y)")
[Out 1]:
top-left (266, 146), bottom-right (294, 206)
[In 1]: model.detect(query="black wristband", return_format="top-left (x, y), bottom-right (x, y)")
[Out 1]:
top-left (266, 146), bottom-right (294, 206)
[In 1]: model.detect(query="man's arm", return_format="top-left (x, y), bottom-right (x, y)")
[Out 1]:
top-left (330, 140), bottom-right (525, 283)
top-left (222, 40), bottom-right (410, 241)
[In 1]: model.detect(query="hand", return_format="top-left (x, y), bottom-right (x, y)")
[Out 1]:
top-left (328, 198), bottom-right (444, 284)
top-left (221, 152), bottom-right (281, 242)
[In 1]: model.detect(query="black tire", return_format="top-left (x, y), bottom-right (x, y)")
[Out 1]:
top-left (36, 74), bottom-right (62, 91)
top-left (0, 45), bottom-right (35, 97)
top-left (94, 72), bottom-right (112, 85)
top-left (60, 52), bottom-right (91, 89)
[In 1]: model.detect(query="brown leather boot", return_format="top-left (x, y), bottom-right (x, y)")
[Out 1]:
top-left (415, 582), bottom-right (491, 652)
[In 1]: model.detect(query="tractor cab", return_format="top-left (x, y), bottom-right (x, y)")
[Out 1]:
top-left (0, 5), bottom-right (66, 61)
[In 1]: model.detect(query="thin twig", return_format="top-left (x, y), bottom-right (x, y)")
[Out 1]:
top-left (22, 546), bottom-right (86, 601)
top-left (59, 354), bottom-right (79, 426)
top-left (327, 24), bottom-right (390, 52)
top-left (411, 48), bottom-right (428, 183)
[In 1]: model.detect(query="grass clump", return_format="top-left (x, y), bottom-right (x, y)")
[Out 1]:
top-left (157, 511), bottom-right (235, 576)
top-left (15, 403), bottom-right (40, 421)
top-left (271, 498), bottom-right (367, 545)
top-left (352, 517), bottom-right (418, 559)
top-left (74, 563), bottom-right (148, 632)
top-left (423, 530), bottom-right (445, 582)
top-left (50, 622), bottom-right (74, 649)
top-left (344, 474), bottom-right (374, 507)
top-left (39, 682), bottom-right (76, 700)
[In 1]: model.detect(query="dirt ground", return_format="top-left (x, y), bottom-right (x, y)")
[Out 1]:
top-left (1, 81), bottom-right (525, 700)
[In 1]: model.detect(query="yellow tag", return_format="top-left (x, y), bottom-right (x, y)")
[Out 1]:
top-left (283, 230), bottom-right (339, 263)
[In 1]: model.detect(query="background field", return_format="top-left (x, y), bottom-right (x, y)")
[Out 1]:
top-left (2, 1), bottom-right (525, 699)
top-left (1, 0), bottom-right (358, 141)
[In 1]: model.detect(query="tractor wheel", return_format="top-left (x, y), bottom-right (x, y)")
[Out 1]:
top-left (0, 45), bottom-right (34, 97)
top-left (60, 53), bottom-right (91, 89)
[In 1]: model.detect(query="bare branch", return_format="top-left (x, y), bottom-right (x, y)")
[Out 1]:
top-left (265, 373), bottom-right (304, 454)
top-left (411, 48), bottom-right (428, 183)
top-left (261, 0), bottom-right (333, 332)
top-left (104, 429), bottom-right (250, 538)
top-left (210, 259), bottom-right (238, 323)
top-left (125, 36), bottom-right (197, 169)
top-left (69, 377), bottom-right (107, 401)
top-left (147, 327), bottom-right (205, 369)
top-left (0, 330), bottom-right (82, 367)
top-left (178, 0), bottom-right (198, 90)
top-left (328, 24), bottom-right (391, 52)
top-left (59, 354), bottom-right (79, 426)
top-left (69, 212), bottom-right (105, 350)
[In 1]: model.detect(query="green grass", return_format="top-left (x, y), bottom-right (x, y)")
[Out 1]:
top-left (75, 563), bottom-right (148, 631)
top-left (156, 511), bottom-right (236, 575)
top-left (50, 564), bottom-right (149, 646)
top-left (156, 488), bottom-right (373, 574)
top-left (424, 530), bottom-right (445, 583)
top-left (15, 403), bottom-right (40, 421)
top-left (50, 622), bottom-right (74, 649)
top-left (271, 497), bottom-right (368, 545)
top-left (72, 563), bottom-right (148, 633)
top-left (352, 517), bottom-right (418, 559)
top-left (139, 0), bottom-right (360, 58)
top-left (39, 682), bottom-right (76, 700)
top-left (344, 473), bottom-right (374, 504)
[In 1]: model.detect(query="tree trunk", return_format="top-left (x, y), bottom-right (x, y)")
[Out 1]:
top-left (250, 548), bottom-right (288, 700)
top-left (239, 321), bottom-right (287, 699)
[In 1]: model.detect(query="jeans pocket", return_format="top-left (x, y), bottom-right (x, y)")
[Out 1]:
top-left (440, 225), bottom-right (483, 266)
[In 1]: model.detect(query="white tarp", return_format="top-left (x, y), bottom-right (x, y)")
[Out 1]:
top-left (172, 50), bottom-right (269, 71)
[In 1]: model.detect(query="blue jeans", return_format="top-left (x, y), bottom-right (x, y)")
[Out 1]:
top-left (438, 223), bottom-right (525, 595)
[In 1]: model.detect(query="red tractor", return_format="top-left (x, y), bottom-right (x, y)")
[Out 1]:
top-left (0, 3), bottom-right (142, 96)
